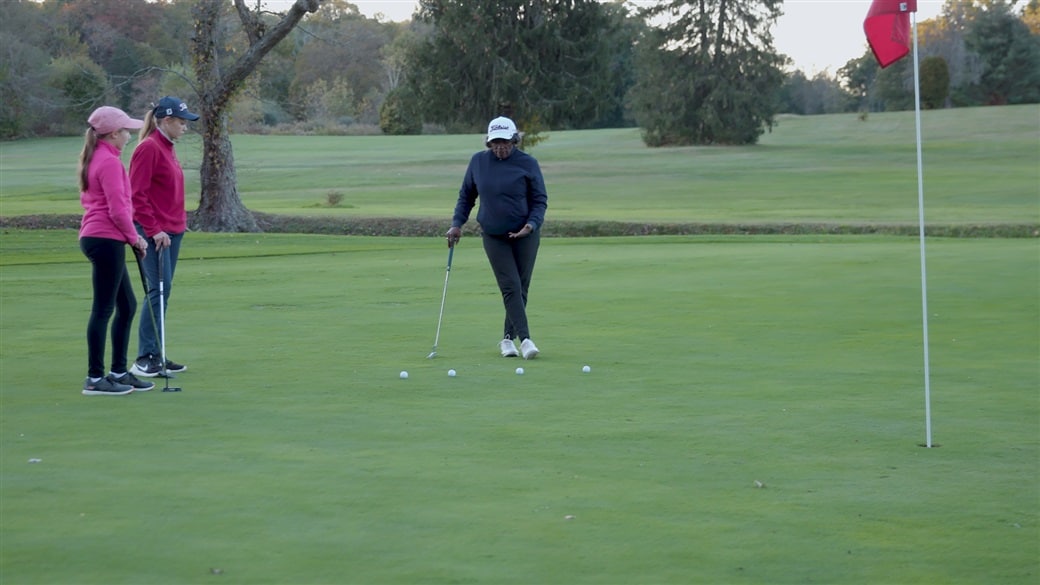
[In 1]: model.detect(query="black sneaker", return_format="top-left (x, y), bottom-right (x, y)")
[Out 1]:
top-left (164, 359), bottom-right (186, 373)
top-left (111, 372), bottom-right (155, 392)
top-left (130, 354), bottom-right (163, 378)
top-left (82, 376), bottom-right (133, 396)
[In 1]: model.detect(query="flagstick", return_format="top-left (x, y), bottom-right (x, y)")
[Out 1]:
top-left (910, 14), bottom-right (933, 448)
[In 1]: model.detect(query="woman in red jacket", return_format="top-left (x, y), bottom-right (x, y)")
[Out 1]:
top-left (129, 96), bottom-right (199, 378)
top-left (78, 106), bottom-right (153, 395)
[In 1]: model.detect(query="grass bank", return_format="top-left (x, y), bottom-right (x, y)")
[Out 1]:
top-left (1, 106), bottom-right (1037, 235)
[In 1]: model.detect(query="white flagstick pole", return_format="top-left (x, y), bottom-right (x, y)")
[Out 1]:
top-left (910, 12), bottom-right (933, 448)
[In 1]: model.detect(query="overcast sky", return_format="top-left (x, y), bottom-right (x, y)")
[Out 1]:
top-left (267, 0), bottom-right (946, 73)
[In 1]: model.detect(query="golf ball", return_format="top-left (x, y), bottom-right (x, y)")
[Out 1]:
top-left (399, 371), bottom-right (408, 379)
top-left (582, 365), bottom-right (591, 373)
top-left (448, 369), bottom-right (456, 377)
top-left (515, 367), bottom-right (524, 375)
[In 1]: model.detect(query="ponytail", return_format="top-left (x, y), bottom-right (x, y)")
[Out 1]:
top-left (138, 109), bottom-right (158, 142)
top-left (77, 127), bottom-right (99, 192)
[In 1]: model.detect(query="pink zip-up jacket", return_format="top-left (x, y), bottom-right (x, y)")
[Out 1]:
top-left (79, 140), bottom-right (138, 244)
top-left (130, 130), bottom-right (186, 237)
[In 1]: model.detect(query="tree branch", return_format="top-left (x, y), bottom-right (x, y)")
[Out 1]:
top-left (233, 0), bottom-right (265, 44)
top-left (208, 0), bottom-right (323, 112)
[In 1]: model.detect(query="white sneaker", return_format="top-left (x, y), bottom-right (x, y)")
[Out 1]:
top-left (500, 338), bottom-right (519, 357)
top-left (520, 338), bottom-right (539, 360)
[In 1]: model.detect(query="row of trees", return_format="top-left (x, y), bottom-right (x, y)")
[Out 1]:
top-left (781, 0), bottom-right (1040, 114)
top-left (4, 0), bottom-right (1038, 140)
top-left (1, 0), bottom-right (1037, 229)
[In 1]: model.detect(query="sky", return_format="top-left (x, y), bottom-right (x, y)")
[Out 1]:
top-left (267, 0), bottom-right (946, 73)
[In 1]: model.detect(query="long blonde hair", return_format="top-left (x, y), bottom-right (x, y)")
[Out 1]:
top-left (138, 109), bottom-right (159, 142)
top-left (77, 127), bottom-right (100, 192)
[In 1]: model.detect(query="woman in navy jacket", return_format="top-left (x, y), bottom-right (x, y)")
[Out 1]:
top-left (446, 116), bottom-right (548, 360)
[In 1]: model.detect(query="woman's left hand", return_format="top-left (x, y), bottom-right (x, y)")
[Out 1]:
top-left (508, 224), bottom-right (534, 239)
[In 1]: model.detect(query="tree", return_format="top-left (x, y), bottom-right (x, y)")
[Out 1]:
top-left (1025, 0), bottom-right (1040, 33)
top-left (874, 56), bottom-right (914, 111)
top-left (777, 70), bottom-right (855, 115)
top-left (190, 0), bottom-right (323, 232)
top-left (0, 1), bottom-right (60, 137)
top-left (916, 10), bottom-right (983, 106)
top-left (408, 0), bottom-right (634, 135)
top-left (287, 1), bottom-right (392, 124)
top-left (628, 0), bottom-right (785, 146)
top-left (962, 0), bottom-right (1040, 105)
top-left (55, 0), bottom-right (167, 111)
top-left (839, 53), bottom-right (880, 111)
top-left (919, 56), bottom-right (950, 108)
top-left (379, 86), bottom-right (422, 135)
top-left (48, 55), bottom-right (110, 129)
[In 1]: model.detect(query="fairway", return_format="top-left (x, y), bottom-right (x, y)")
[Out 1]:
top-left (1, 231), bottom-right (1037, 584)
top-left (2, 105), bottom-right (1038, 228)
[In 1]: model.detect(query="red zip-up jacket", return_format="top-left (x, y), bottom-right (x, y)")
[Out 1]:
top-left (130, 130), bottom-right (187, 237)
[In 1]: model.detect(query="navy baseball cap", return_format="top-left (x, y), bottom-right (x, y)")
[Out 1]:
top-left (154, 96), bottom-right (200, 121)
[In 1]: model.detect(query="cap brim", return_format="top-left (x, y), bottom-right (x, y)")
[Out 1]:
top-left (174, 112), bottom-right (201, 121)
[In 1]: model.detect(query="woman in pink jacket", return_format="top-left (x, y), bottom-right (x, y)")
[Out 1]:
top-left (78, 106), bottom-right (153, 395)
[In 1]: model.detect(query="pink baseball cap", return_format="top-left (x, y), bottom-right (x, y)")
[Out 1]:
top-left (87, 106), bottom-right (144, 135)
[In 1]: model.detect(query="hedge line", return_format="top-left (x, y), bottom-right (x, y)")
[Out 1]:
top-left (2, 213), bottom-right (1037, 238)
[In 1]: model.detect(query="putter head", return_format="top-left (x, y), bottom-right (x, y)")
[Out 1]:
top-left (426, 351), bottom-right (437, 359)
top-left (162, 386), bottom-right (182, 392)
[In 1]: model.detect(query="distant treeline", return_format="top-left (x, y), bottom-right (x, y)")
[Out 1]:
top-left (2, 0), bottom-right (1037, 141)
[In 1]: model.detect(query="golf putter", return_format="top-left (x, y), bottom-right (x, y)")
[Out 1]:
top-left (133, 249), bottom-right (162, 355)
top-left (427, 245), bottom-right (454, 359)
top-left (156, 247), bottom-right (181, 392)
top-left (134, 248), bottom-right (176, 384)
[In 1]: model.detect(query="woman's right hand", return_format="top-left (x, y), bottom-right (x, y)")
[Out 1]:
top-left (446, 226), bottom-right (462, 248)
top-left (133, 236), bottom-right (148, 257)
top-left (153, 231), bottom-right (172, 250)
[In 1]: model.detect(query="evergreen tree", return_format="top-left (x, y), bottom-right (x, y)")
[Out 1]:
top-left (628, 0), bottom-right (785, 146)
top-left (919, 56), bottom-right (950, 109)
top-left (407, 0), bottom-right (634, 134)
top-left (963, 0), bottom-right (1040, 105)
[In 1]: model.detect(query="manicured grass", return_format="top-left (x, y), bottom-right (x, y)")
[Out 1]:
top-left (1, 105), bottom-right (1038, 226)
top-left (1, 230), bottom-right (1036, 583)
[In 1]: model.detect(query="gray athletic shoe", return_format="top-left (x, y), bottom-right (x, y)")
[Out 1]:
top-left (82, 376), bottom-right (133, 396)
top-left (500, 338), bottom-right (519, 357)
top-left (110, 372), bottom-right (155, 392)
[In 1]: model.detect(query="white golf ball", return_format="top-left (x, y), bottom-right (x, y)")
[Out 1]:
top-left (448, 369), bottom-right (456, 377)
top-left (515, 367), bottom-right (524, 375)
top-left (582, 365), bottom-right (591, 373)
top-left (399, 371), bottom-right (408, 379)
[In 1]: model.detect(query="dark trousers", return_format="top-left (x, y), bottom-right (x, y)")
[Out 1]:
top-left (482, 231), bottom-right (539, 341)
top-left (80, 237), bottom-right (136, 378)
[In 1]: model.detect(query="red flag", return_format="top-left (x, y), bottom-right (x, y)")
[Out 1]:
top-left (864, 0), bottom-right (917, 68)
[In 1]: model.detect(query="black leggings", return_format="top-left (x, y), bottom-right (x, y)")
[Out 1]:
top-left (80, 237), bottom-right (137, 378)
top-left (482, 231), bottom-right (539, 341)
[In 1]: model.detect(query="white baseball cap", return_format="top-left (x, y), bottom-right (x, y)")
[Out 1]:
top-left (486, 116), bottom-right (517, 144)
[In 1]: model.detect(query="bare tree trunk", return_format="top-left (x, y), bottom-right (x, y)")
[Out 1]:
top-left (193, 112), bottom-right (257, 231)
top-left (189, 0), bottom-right (322, 232)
